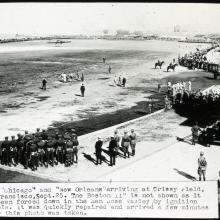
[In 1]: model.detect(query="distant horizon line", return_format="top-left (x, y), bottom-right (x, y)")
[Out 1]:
top-left (1, 31), bottom-right (220, 36)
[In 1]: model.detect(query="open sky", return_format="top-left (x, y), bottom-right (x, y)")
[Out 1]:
top-left (0, 3), bottom-right (220, 36)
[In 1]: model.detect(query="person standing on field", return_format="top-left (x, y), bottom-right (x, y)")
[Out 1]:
top-left (108, 136), bottom-right (117, 166)
top-left (191, 122), bottom-right (201, 145)
top-left (95, 137), bottom-right (103, 165)
top-left (129, 129), bottom-right (137, 156)
top-left (80, 83), bottom-right (85, 97)
top-left (108, 65), bottom-right (112, 74)
top-left (121, 131), bottom-right (131, 158)
top-left (42, 78), bottom-right (47, 90)
top-left (198, 151), bottom-right (207, 181)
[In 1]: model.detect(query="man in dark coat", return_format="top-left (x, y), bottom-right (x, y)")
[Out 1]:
top-left (1, 137), bottom-right (10, 166)
top-left (36, 137), bottom-right (46, 167)
top-left (109, 136), bottom-right (117, 166)
top-left (29, 142), bottom-right (38, 171)
top-left (95, 137), bottom-right (103, 165)
top-left (42, 79), bottom-right (47, 90)
top-left (23, 136), bottom-right (32, 169)
top-left (122, 77), bottom-right (127, 87)
top-left (80, 83), bottom-right (85, 97)
top-left (10, 135), bottom-right (17, 166)
top-left (16, 133), bottom-right (25, 165)
top-left (108, 65), bottom-right (112, 74)
top-left (191, 122), bottom-right (201, 145)
top-left (45, 135), bottom-right (56, 167)
top-left (41, 129), bottom-right (48, 141)
top-left (55, 135), bottom-right (65, 164)
top-left (114, 130), bottom-right (120, 157)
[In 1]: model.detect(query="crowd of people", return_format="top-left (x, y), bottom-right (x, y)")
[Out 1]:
top-left (167, 80), bottom-right (192, 97)
top-left (162, 80), bottom-right (193, 111)
top-left (171, 85), bottom-right (220, 114)
top-left (178, 45), bottom-right (219, 75)
top-left (0, 129), bottom-right (79, 171)
top-left (3, 47), bottom-right (220, 181)
top-left (0, 128), bottom-right (137, 171)
top-left (59, 72), bottom-right (84, 83)
top-left (113, 75), bottom-right (127, 87)
top-left (95, 129), bottom-right (137, 166)
top-left (191, 120), bottom-right (220, 147)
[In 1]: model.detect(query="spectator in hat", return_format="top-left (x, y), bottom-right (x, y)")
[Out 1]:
top-left (10, 135), bottom-right (17, 166)
top-left (80, 83), bottom-right (85, 97)
top-left (198, 151), bottom-right (207, 181)
top-left (95, 137), bottom-right (103, 165)
top-left (1, 137), bottom-right (10, 166)
top-left (114, 130), bottom-right (120, 157)
top-left (109, 136), bottom-right (117, 166)
top-left (130, 129), bottom-right (137, 156)
top-left (42, 78), bottom-right (47, 90)
top-left (41, 129), bottom-right (48, 140)
top-left (121, 131), bottom-right (131, 158)
top-left (72, 134), bottom-right (79, 164)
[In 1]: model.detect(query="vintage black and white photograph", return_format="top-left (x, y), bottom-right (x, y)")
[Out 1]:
top-left (0, 2), bottom-right (220, 183)
top-left (0, 3), bottom-right (220, 217)
top-left (1, 2), bottom-right (220, 217)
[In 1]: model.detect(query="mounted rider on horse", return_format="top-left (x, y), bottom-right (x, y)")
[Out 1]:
top-left (167, 62), bottom-right (178, 72)
top-left (155, 60), bottom-right (165, 69)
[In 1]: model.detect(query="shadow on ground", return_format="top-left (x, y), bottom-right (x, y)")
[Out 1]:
top-left (174, 168), bottom-right (197, 181)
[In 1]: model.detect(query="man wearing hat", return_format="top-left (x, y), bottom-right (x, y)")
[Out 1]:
top-left (191, 122), bottom-right (201, 145)
top-left (122, 77), bottom-right (127, 87)
top-left (0, 140), bottom-right (2, 164)
top-left (52, 132), bottom-right (59, 165)
top-left (33, 130), bottom-right (41, 145)
top-left (108, 136), bottom-right (117, 166)
top-left (41, 129), bottom-right (48, 141)
top-left (80, 83), bottom-right (85, 97)
top-left (24, 130), bottom-right (29, 140)
top-left (23, 135), bottom-right (32, 169)
top-left (16, 133), bottom-right (24, 165)
top-left (45, 136), bottom-right (55, 167)
top-left (114, 130), bottom-right (120, 157)
top-left (35, 128), bottom-right (41, 141)
top-left (108, 65), bottom-right (112, 74)
top-left (198, 151), bottom-right (207, 181)
top-left (130, 129), bottom-right (137, 156)
top-left (55, 134), bottom-right (65, 164)
top-left (95, 137), bottom-right (103, 165)
top-left (1, 137), bottom-right (10, 166)
top-left (70, 129), bottom-right (77, 140)
top-left (121, 131), bottom-right (131, 158)
top-left (29, 141), bottom-right (38, 171)
top-left (42, 78), bottom-right (47, 90)
top-left (36, 136), bottom-right (46, 167)
top-left (10, 135), bottom-right (17, 166)
top-left (65, 134), bottom-right (74, 167)
top-left (72, 134), bottom-right (79, 164)
top-left (54, 130), bottom-right (60, 140)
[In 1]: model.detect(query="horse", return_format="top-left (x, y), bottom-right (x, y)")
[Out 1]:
top-left (155, 61), bottom-right (164, 69)
top-left (167, 63), bottom-right (178, 72)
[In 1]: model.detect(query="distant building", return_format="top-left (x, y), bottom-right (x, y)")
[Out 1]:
top-left (174, 25), bottom-right (180, 33)
top-left (159, 35), bottom-right (186, 41)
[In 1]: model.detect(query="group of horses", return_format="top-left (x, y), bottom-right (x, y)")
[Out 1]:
top-left (154, 60), bottom-right (178, 72)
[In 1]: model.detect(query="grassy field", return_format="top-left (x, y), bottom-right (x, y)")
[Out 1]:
top-left (49, 69), bottom-right (220, 136)
top-left (0, 168), bottom-right (53, 182)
